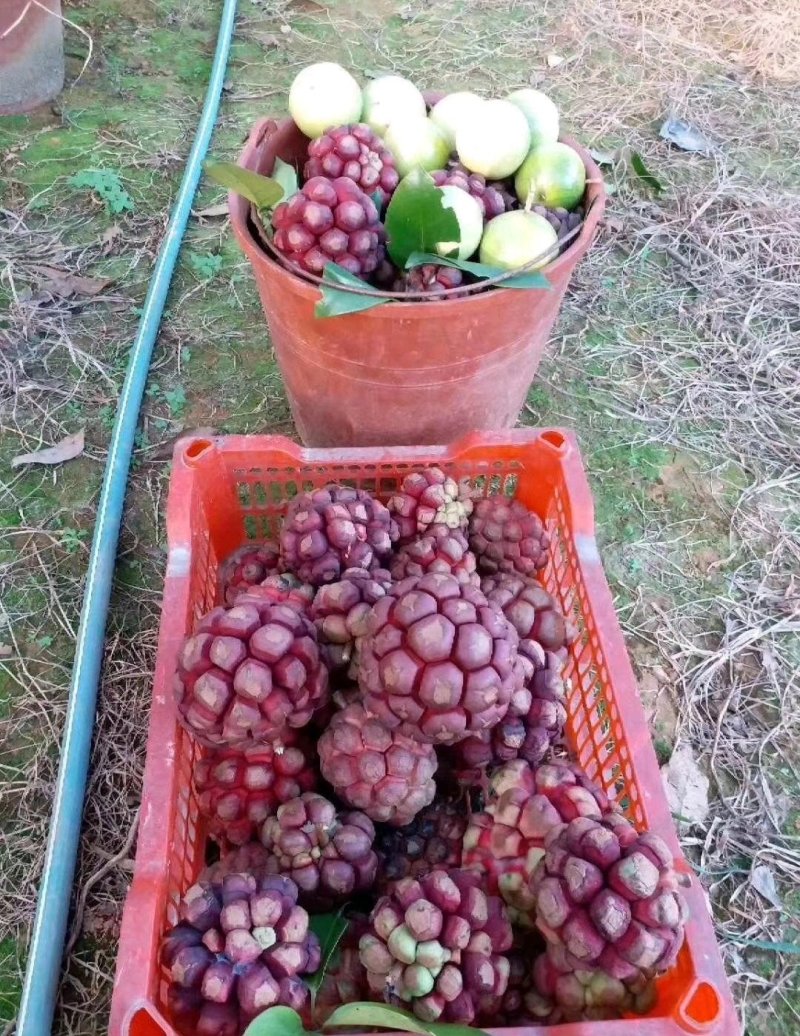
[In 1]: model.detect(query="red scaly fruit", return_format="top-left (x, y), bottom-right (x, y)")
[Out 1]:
top-left (431, 164), bottom-right (509, 220)
top-left (462, 760), bottom-right (615, 926)
top-left (531, 813), bottom-right (690, 981)
top-left (480, 572), bottom-right (574, 659)
top-left (359, 868), bottom-right (513, 1023)
top-left (357, 572), bottom-right (523, 745)
top-left (160, 873), bottom-right (320, 1035)
top-left (260, 792), bottom-right (379, 910)
top-left (239, 573), bottom-right (316, 615)
top-left (200, 843), bottom-right (272, 884)
top-left (391, 264), bottom-right (466, 296)
top-left (173, 598), bottom-right (328, 748)
top-left (390, 524), bottom-right (480, 587)
top-left (375, 801), bottom-right (467, 889)
top-left (193, 736), bottom-right (317, 847)
top-left (388, 468), bottom-right (473, 544)
top-left (280, 484), bottom-right (398, 586)
top-left (469, 496), bottom-right (549, 577)
top-left (319, 702), bottom-right (437, 826)
top-left (271, 176), bottom-right (385, 278)
top-left (310, 567), bottom-right (393, 675)
top-left (305, 123), bottom-right (400, 207)
top-left (219, 542), bottom-right (280, 606)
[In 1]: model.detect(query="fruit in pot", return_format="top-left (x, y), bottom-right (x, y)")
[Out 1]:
top-left (305, 123), bottom-right (399, 207)
top-left (310, 567), bottom-right (392, 675)
top-left (384, 117), bottom-right (450, 177)
top-left (478, 210), bottom-right (557, 271)
top-left (375, 800), bottom-right (467, 888)
top-left (431, 164), bottom-right (510, 220)
top-left (174, 598), bottom-right (328, 748)
top-left (358, 572), bottom-right (523, 745)
top-left (392, 264), bottom-right (465, 296)
top-left (469, 496), bottom-right (550, 577)
top-left (271, 176), bottom-right (385, 278)
top-left (436, 185), bottom-right (483, 260)
top-left (219, 542), bottom-right (280, 606)
top-left (240, 574), bottom-right (316, 616)
top-left (430, 91), bottom-right (484, 149)
top-left (456, 99), bottom-right (531, 179)
top-left (362, 74), bottom-right (427, 137)
top-left (506, 88), bottom-right (559, 149)
top-left (260, 792), bottom-right (379, 909)
top-left (462, 760), bottom-right (614, 926)
top-left (200, 843), bottom-right (273, 884)
top-left (359, 868), bottom-right (513, 1022)
top-left (289, 62), bottom-right (363, 138)
top-left (531, 944), bottom-right (657, 1022)
top-left (280, 484), bottom-right (398, 586)
top-left (193, 737), bottom-right (317, 847)
top-left (388, 467), bottom-right (473, 543)
top-left (390, 524), bottom-right (479, 587)
top-left (318, 702), bottom-right (438, 826)
top-left (531, 813), bottom-right (689, 979)
top-left (514, 141), bottom-right (587, 211)
top-left (160, 872), bottom-right (320, 1034)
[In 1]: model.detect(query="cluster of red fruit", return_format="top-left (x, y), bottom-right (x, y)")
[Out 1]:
top-left (162, 468), bottom-right (690, 1036)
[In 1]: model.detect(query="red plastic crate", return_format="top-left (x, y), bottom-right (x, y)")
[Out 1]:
top-left (109, 430), bottom-right (738, 1036)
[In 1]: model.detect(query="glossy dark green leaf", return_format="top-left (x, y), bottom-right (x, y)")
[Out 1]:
top-left (323, 1002), bottom-right (435, 1033)
top-left (405, 252), bottom-right (550, 290)
top-left (204, 160), bottom-right (284, 209)
top-left (307, 909), bottom-right (350, 1000)
top-left (272, 157), bottom-right (299, 203)
top-left (315, 264), bottom-right (391, 318)
top-left (384, 169), bottom-right (461, 269)
top-left (243, 1006), bottom-right (310, 1036)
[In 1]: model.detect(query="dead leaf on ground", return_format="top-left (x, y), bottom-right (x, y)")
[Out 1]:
top-left (546, 53), bottom-right (565, 67)
top-left (659, 117), bottom-right (714, 154)
top-left (0, 644), bottom-right (12, 658)
top-left (11, 429), bottom-right (85, 469)
top-left (662, 743), bottom-right (710, 828)
top-left (32, 265), bottom-right (113, 298)
top-left (750, 864), bottom-right (782, 909)
top-left (194, 202), bottom-right (229, 219)
top-left (101, 225), bottom-right (123, 254)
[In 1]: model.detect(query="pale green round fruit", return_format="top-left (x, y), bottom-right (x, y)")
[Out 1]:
top-left (430, 91), bottom-right (484, 149)
top-left (384, 117), bottom-right (451, 177)
top-left (507, 88), bottom-right (559, 148)
top-left (362, 75), bottom-right (426, 137)
top-left (514, 142), bottom-right (586, 210)
top-left (436, 185), bottom-right (484, 260)
top-left (289, 62), bottom-right (362, 138)
top-left (479, 210), bottom-right (558, 271)
top-left (456, 99), bottom-right (531, 179)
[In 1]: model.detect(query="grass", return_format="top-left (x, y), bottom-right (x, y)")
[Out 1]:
top-left (1, 0), bottom-right (798, 1032)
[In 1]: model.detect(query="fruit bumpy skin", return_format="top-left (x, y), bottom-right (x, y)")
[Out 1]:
top-left (219, 542), bottom-right (280, 606)
top-left (160, 872), bottom-right (320, 1035)
top-left (531, 813), bottom-right (689, 982)
top-left (239, 574), bottom-right (316, 616)
top-left (305, 123), bottom-right (400, 208)
top-left (193, 737), bottom-right (317, 847)
top-left (391, 264), bottom-right (465, 296)
top-left (260, 792), bottom-right (378, 910)
top-left (310, 567), bottom-right (392, 675)
top-left (462, 760), bottom-right (614, 926)
top-left (481, 572), bottom-right (571, 657)
top-left (319, 702), bottom-right (437, 827)
top-left (390, 524), bottom-right (480, 588)
top-left (357, 572), bottom-right (523, 746)
top-left (469, 496), bottom-right (549, 577)
top-left (280, 484), bottom-right (398, 586)
top-left (271, 176), bottom-right (385, 279)
top-left (359, 867), bottom-right (513, 1023)
top-left (389, 468), bottom-right (473, 544)
top-left (375, 801), bottom-right (466, 889)
top-left (174, 599), bottom-right (328, 749)
top-left (431, 164), bottom-right (509, 220)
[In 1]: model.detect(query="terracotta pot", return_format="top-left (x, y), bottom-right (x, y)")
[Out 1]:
top-left (0, 0), bottom-right (64, 114)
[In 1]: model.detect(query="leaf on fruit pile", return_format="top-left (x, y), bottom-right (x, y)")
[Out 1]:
top-left (659, 117), bottom-right (713, 154)
top-left (315, 264), bottom-right (390, 318)
top-left (272, 157), bottom-right (300, 203)
top-left (243, 1006), bottom-right (309, 1036)
top-left (384, 168), bottom-right (461, 269)
top-left (323, 1003), bottom-right (435, 1033)
top-left (11, 429), bottom-right (85, 469)
top-left (204, 160), bottom-right (285, 210)
top-left (406, 252), bottom-right (550, 290)
top-left (307, 908), bottom-right (350, 1000)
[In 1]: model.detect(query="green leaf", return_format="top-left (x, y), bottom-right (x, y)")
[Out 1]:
top-left (315, 264), bottom-right (390, 318)
top-left (273, 157), bottom-right (299, 203)
top-left (384, 169), bottom-right (461, 269)
top-left (323, 1002), bottom-right (434, 1033)
top-left (204, 160), bottom-right (284, 210)
top-left (628, 150), bottom-right (665, 196)
top-left (187, 251), bottom-right (223, 279)
top-left (243, 1006), bottom-right (310, 1036)
top-left (405, 252), bottom-right (550, 290)
top-left (307, 909), bottom-right (350, 1000)
top-left (70, 169), bottom-right (134, 215)
top-left (429, 1025), bottom-right (493, 1036)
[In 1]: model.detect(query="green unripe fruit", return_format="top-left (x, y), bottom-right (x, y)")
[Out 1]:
top-left (514, 142), bottom-right (586, 211)
top-left (479, 210), bottom-right (558, 271)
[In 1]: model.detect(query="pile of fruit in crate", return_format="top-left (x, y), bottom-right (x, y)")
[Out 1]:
top-left (163, 470), bottom-right (690, 1035)
top-left (211, 63), bottom-right (590, 299)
